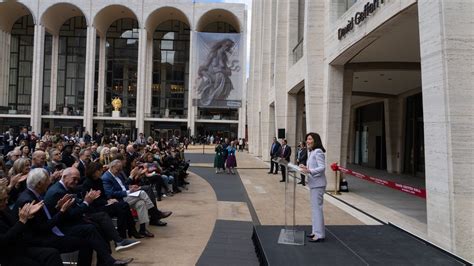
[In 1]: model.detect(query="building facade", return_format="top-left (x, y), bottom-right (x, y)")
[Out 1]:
top-left (0, 0), bottom-right (247, 140)
top-left (247, 0), bottom-right (472, 261)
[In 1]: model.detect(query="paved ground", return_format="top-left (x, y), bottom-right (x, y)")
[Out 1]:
top-left (110, 145), bottom-right (434, 265)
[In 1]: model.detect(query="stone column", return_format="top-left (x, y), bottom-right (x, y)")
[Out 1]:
top-left (274, 0), bottom-right (289, 141)
top-left (418, 0), bottom-right (474, 261)
top-left (259, 0), bottom-right (273, 162)
top-left (49, 35), bottom-right (59, 112)
top-left (286, 94), bottom-right (297, 162)
top-left (187, 30), bottom-right (196, 136)
top-left (247, 0), bottom-right (259, 154)
top-left (304, 0), bottom-right (325, 133)
top-left (251, 0), bottom-right (264, 157)
top-left (83, 26), bottom-right (97, 133)
top-left (0, 30), bottom-right (11, 107)
top-left (136, 28), bottom-right (147, 133)
top-left (384, 97), bottom-right (403, 173)
top-left (322, 64), bottom-right (344, 189)
top-left (97, 36), bottom-right (106, 114)
top-left (30, 24), bottom-right (45, 133)
top-left (238, 13), bottom-right (248, 139)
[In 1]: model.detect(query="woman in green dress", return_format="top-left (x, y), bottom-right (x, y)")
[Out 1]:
top-left (214, 144), bottom-right (225, 173)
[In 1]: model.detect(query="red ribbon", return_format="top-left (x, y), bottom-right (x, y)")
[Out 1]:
top-left (330, 162), bottom-right (426, 199)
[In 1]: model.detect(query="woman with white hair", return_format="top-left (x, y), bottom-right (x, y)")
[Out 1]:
top-left (99, 147), bottom-right (111, 166)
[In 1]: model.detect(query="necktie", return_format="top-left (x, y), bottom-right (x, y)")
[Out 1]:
top-left (38, 196), bottom-right (65, 236)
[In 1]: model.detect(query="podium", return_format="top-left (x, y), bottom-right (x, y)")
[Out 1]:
top-left (273, 158), bottom-right (306, 245)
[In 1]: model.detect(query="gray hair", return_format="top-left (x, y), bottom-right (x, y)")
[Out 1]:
top-left (26, 168), bottom-right (49, 189)
top-left (48, 148), bottom-right (59, 159)
top-left (109, 159), bottom-right (122, 169)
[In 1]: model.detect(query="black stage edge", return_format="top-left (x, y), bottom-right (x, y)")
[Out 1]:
top-left (252, 225), bottom-right (470, 266)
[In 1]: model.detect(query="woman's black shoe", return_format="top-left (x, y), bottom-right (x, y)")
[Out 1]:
top-left (306, 234), bottom-right (315, 238)
top-left (129, 231), bottom-right (144, 239)
top-left (308, 238), bottom-right (325, 243)
top-left (139, 230), bottom-right (154, 238)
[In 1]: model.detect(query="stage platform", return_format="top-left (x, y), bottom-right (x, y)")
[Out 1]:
top-left (252, 225), bottom-right (469, 266)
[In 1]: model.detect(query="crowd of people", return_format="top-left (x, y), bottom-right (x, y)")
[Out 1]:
top-left (0, 127), bottom-right (191, 266)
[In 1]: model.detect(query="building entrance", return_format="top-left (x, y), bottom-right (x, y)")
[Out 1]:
top-left (354, 102), bottom-right (386, 170)
top-left (403, 93), bottom-right (424, 176)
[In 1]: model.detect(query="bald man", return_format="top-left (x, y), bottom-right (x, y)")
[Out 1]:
top-left (44, 168), bottom-right (140, 252)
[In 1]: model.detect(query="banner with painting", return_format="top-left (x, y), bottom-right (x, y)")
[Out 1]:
top-left (193, 32), bottom-right (242, 108)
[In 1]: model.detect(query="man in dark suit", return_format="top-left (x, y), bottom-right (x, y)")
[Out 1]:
top-left (44, 167), bottom-right (140, 252)
top-left (296, 141), bottom-right (308, 186)
top-left (268, 137), bottom-right (281, 174)
top-left (15, 127), bottom-right (30, 146)
top-left (279, 139), bottom-right (292, 182)
top-left (0, 185), bottom-right (63, 266)
top-left (77, 150), bottom-right (89, 179)
top-left (15, 168), bottom-right (133, 266)
top-left (102, 160), bottom-right (171, 237)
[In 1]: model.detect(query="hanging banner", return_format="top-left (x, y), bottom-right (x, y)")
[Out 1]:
top-left (193, 32), bottom-right (242, 108)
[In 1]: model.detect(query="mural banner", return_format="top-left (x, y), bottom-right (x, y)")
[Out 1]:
top-left (193, 32), bottom-right (242, 108)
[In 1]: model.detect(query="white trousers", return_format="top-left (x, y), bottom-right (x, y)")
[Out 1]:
top-left (310, 187), bottom-right (326, 238)
top-left (124, 190), bottom-right (154, 224)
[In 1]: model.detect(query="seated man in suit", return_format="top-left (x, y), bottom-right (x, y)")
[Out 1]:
top-left (15, 168), bottom-right (133, 266)
top-left (44, 167), bottom-right (140, 252)
top-left (102, 160), bottom-right (171, 238)
top-left (0, 184), bottom-right (63, 266)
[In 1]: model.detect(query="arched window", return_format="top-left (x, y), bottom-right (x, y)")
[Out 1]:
top-left (8, 15), bottom-right (34, 114)
top-left (151, 20), bottom-right (190, 118)
top-left (105, 18), bottom-right (139, 116)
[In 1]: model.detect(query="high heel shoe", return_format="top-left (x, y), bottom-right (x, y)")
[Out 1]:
top-left (306, 234), bottom-right (315, 238)
top-left (308, 237), bottom-right (325, 243)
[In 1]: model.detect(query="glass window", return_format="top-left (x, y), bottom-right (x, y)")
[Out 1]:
top-left (42, 33), bottom-right (52, 114)
top-left (151, 20), bottom-right (190, 118)
top-left (54, 16), bottom-right (87, 116)
top-left (8, 15), bottom-right (34, 114)
top-left (104, 18), bottom-right (139, 117)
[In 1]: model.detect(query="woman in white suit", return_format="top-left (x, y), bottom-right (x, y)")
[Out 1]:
top-left (299, 132), bottom-right (326, 243)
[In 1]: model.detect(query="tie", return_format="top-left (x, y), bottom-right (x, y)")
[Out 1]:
top-left (38, 196), bottom-right (65, 237)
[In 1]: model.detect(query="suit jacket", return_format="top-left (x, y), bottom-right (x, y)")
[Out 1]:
top-left (101, 170), bottom-right (130, 201)
top-left (43, 181), bottom-right (89, 223)
top-left (296, 147), bottom-right (308, 165)
top-left (14, 188), bottom-right (65, 238)
top-left (280, 145), bottom-right (292, 162)
top-left (0, 208), bottom-right (29, 255)
top-left (77, 160), bottom-right (86, 179)
top-left (270, 142), bottom-right (281, 158)
top-left (306, 148), bottom-right (327, 188)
